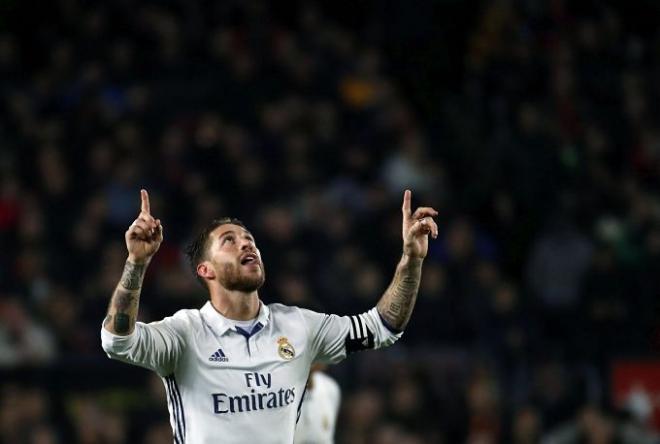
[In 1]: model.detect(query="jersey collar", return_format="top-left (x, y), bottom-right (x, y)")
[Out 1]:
top-left (201, 301), bottom-right (271, 336)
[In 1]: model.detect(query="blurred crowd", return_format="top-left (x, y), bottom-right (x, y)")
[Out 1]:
top-left (2, 0), bottom-right (660, 442)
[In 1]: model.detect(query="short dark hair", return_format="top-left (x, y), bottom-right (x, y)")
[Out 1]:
top-left (184, 217), bottom-right (247, 288)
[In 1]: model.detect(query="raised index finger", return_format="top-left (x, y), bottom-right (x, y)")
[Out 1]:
top-left (140, 189), bottom-right (151, 214)
top-left (402, 189), bottom-right (412, 221)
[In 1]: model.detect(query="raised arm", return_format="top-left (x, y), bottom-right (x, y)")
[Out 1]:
top-left (103, 189), bottom-right (163, 335)
top-left (377, 190), bottom-right (438, 331)
top-left (304, 191), bottom-right (437, 363)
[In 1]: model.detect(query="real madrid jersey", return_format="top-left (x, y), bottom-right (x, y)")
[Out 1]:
top-left (100, 301), bottom-right (402, 444)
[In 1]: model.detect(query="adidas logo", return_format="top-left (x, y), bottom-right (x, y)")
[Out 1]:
top-left (209, 348), bottom-right (229, 362)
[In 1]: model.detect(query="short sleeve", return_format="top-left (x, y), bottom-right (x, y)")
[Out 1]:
top-left (101, 311), bottom-right (188, 376)
top-left (301, 307), bottom-right (403, 364)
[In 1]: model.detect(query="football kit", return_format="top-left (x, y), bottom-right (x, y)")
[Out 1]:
top-left (101, 301), bottom-right (401, 444)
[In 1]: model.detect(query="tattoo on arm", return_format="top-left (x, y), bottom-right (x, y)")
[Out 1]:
top-left (115, 291), bottom-right (135, 311)
top-left (120, 261), bottom-right (146, 290)
top-left (377, 255), bottom-right (423, 331)
top-left (104, 260), bottom-right (147, 335)
top-left (114, 313), bottom-right (131, 334)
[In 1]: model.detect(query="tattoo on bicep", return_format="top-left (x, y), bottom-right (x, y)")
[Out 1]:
top-left (114, 313), bottom-right (131, 334)
top-left (120, 261), bottom-right (146, 290)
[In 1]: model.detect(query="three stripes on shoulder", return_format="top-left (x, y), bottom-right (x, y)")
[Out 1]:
top-left (345, 315), bottom-right (374, 354)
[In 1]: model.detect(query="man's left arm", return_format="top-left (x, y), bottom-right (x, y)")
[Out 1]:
top-left (376, 189), bottom-right (438, 332)
top-left (304, 190), bottom-right (437, 363)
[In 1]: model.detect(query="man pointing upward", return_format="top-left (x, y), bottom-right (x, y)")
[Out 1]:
top-left (101, 189), bottom-right (438, 443)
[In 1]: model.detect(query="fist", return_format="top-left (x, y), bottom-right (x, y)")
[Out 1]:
top-left (125, 189), bottom-right (163, 263)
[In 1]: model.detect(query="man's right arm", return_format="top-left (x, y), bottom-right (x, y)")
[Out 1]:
top-left (103, 189), bottom-right (162, 336)
top-left (100, 190), bottom-right (185, 377)
top-left (103, 259), bottom-right (149, 335)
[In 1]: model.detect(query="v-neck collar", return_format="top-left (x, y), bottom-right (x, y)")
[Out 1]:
top-left (201, 300), bottom-right (270, 336)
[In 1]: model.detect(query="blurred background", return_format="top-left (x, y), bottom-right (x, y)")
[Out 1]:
top-left (2, 0), bottom-right (660, 442)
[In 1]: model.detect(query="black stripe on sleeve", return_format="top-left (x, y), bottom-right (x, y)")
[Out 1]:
top-left (166, 376), bottom-right (184, 444)
top-left (165, 378), bottom-right (181, 444)
top-left (356, 315), bottom-right (365, 338)
top-left (348, 316), bottom-right (358, 339)
top-left (171, 376), bottom-right (187, 441)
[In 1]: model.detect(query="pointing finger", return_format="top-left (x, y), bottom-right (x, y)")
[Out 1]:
top-left (402, 189), bottom-right (412, 221)
top-left (140, 189), bottom-right (150, 215)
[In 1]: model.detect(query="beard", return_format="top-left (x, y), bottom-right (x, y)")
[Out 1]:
top-left (217, 262), bottom-right (265, 292)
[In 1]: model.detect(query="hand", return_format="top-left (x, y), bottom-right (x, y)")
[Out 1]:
top-left (401, 189), bottom-right (438, 259)
top-left (125, 189), bottom-right (163, 263)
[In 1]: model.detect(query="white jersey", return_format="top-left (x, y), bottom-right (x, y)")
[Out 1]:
top-left (294, 372), bottom-right (341, 444)
top-left (101, 301), bottom-right (401, 444)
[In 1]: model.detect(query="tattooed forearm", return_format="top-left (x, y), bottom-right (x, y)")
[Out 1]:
top-left (113, 313), bottom-right (131, 334)
top-left (115, 290), bottom-right (135, 311)
top-left (104, 260), bottom-right (147, 335)
top-left (119, 261), bottom-right (146, 290)
top-left (377, 255), bottom-right (423, 331)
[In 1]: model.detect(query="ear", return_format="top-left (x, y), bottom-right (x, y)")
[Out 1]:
top-left (197, 261), bottom-right (216, 281)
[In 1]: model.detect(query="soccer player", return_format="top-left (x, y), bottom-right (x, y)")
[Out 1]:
top-left (294, 364), bottom-right (341, 444)
top-left (101, 189), bottom-right (438, 443)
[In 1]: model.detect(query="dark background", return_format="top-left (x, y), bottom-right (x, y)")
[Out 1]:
top-left (2, 0), bottom-right (660, 442)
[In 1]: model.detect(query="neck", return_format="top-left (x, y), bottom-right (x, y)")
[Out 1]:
top-left (209, 287), bottom-right (260, 320)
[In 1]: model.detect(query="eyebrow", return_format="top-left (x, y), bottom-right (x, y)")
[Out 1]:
top-left (218, 230), bottom-right (254, 240)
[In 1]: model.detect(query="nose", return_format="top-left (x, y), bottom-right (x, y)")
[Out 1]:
top-left (240, 239), bottom-right (255, 251)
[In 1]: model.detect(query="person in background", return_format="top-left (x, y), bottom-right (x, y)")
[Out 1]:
top-left (295, 364), bottom-right (341, 444)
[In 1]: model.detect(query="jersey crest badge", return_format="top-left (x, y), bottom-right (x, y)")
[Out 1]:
top-left (277, 337), bottom-right (295, 360)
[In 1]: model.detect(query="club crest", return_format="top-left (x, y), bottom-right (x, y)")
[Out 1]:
top-left (277, 337), bottom-right (295, 360)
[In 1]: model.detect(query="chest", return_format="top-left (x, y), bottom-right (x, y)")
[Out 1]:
top-left (181, 326), bottom-right (311, 397)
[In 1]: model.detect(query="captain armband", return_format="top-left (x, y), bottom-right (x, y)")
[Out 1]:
top-left (344, 315), bottom-right (375, 354)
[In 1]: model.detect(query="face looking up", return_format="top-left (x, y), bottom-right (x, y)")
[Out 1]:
top-left (198, 224), bottom-right (266, 292)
